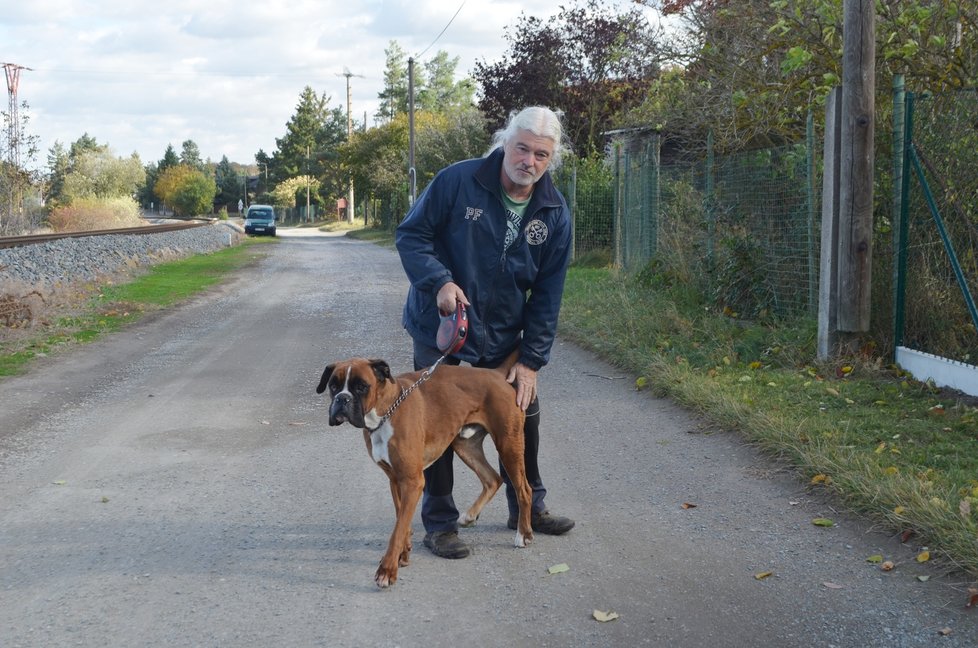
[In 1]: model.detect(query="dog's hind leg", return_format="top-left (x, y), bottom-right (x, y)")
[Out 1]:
top-left (451, 431), bottom-right (503, 528)
top-left (495, 418), bottom-right (533, 548)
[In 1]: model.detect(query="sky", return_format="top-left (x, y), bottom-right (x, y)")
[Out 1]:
top-left (2, 0), bottom-right (668, 170)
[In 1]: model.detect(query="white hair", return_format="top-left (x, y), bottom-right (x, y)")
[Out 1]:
top-left (487, 106), bottom-right (569, 171)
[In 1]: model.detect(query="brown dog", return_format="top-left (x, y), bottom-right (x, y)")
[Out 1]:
top-left (315, 353), bottom-right (534, 588)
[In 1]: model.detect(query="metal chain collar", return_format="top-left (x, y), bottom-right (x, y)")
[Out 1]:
top-left (367, 353), bottom-right (448, 432)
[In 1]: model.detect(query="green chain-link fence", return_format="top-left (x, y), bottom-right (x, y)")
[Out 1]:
top-left (560, 123), bottom-right (821, 320)
top-left (895, 88), bottom-right (978, 366)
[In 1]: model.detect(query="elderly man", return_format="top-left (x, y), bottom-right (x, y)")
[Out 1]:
top-left (395, 106), bottom-right (575, 560)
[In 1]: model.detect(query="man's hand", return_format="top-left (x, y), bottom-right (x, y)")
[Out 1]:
top-left (506, 362), bottom-right (538, 411)
top-left (436, 282), bottom-right (470, 314)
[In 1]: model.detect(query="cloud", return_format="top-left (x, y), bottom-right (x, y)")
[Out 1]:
top-left (3, 0), bottom-right (640, 169)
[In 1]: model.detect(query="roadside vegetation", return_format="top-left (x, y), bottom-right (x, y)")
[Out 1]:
top-left (558, 262), bottom-right (978, 581)
top-left (0, 241), bottom-right (266, 377)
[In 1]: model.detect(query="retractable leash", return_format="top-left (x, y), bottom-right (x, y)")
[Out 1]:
top-left (367, 303), bottom-right (468, 431)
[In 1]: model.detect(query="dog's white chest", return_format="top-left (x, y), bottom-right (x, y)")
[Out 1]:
top-left (369, 418), bottom-right (394, 466)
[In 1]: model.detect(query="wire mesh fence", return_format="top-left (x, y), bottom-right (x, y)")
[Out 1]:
top-left (897, 89), bottom-right (978, 365)
top-left (559, 125), bottom-right (821, 320)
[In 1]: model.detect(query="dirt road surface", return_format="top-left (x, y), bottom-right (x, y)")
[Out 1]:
top-left (1, 229), bottom-right (976, 647)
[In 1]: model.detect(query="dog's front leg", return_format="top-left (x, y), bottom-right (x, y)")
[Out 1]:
top-left (380, 464), bottom-right (412, 567)
top-left (375, 473), bottom-right (423, 588)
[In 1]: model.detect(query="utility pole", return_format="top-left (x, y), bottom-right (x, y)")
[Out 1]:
top-left (337, 67), bottom-right (364, 223)
top-left (2, 62), bottom-right (32, 231)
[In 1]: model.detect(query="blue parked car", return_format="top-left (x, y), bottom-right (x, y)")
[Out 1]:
top-left (244, 204), bottom-right (276, 236)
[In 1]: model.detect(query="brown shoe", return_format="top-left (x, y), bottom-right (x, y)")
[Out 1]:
top-left (423, 531), bottom-right (471, 559)
top-left (507, 511), bottom-right (575, 535)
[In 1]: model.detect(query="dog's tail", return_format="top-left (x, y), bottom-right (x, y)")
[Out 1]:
top-left (492, 349), bottom-right (521, 378)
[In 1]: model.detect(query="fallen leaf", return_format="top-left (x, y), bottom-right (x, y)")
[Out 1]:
top-left (101, 496), bottom-right (110, 503)
top-left (811, 474), bottom-right (830, 485)
top-left (916, 550), bottom-right (930, 563)
top-left (900, 529), bottom-right (915, 543)
top-left (960, 499), bottom-right (972, 519)
top-left (635, 376), bottom-right (648, 391)
top-left (822, 582), bottom-right (844, 589)
top-left (966, 588), bottom-right (978, 608)
top-left (748, 361), bottom-right (762, 370)
top-left (287, 421), bottom-right (308, 426)
top-left (894, 506), bottom-right (906, 516)
top-left (754, 571), bottom-right (774, 580)
top-left (547, 563), bottom-right (570, 575)
top-left (593, 610), bottom-right (619, 622)
top-left (866, 554), bottom-right (884, 564)
top-left (812, 517), bottom-right (835, 527)
top-left (52, 480), bottom-right (66, 485)
top-left (681, 502), bottom-right (697, 509)
top-left (260, 420), bottom-right (271, 425)
top-left (880, 561), bottom-right (895, 572)
top-left (938, 627), bottom-right (953, 636)
top-left (916, 575), bottom-right (930, 582)
top-left (825, 387), bottom-right (840, 397)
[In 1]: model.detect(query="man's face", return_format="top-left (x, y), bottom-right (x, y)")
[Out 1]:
top-left (501, 129), bottom-right (555, 193)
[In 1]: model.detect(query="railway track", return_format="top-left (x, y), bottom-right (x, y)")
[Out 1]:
top-left (0, 220), bottom-right (214, 249)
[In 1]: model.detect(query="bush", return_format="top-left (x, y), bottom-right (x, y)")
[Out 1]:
top-left (48, 197), bottom-right (143, 232)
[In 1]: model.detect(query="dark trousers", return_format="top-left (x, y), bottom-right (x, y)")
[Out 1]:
top-left (413, 340), bottom-right (547, 533)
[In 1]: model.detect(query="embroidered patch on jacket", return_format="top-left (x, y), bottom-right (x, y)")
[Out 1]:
top-left (464, 207), bottom-right (483, 221)
top-left (525, 219), bottom-right (549, 245)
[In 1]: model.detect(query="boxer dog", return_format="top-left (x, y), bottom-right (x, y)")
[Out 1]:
top-left (316, 352), bottom-right (534, 588)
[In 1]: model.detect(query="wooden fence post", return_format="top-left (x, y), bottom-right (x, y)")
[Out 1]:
top-left (837, 0), bottom-right (876, 340)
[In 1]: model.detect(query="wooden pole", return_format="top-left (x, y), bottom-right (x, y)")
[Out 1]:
top-left (818, 87), bottom-right (842, 360)
top-left (837, 0), bottom-right (876, 337)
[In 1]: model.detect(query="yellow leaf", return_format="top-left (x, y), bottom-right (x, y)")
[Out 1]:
top-left (593, 610), bottom-right (619, 622)
top-left (547, 563), bottom-right (570, 575)
top-left (635, 376), bottom-right (648, 391)
top-left (748, 361), bottom-right (762, 370)
top-left (874, 442), bottom-right (886, 454)
top-left (893, 505), bottom-right (905, 515)
top-left (754, 571), bottom-right (774, 580)
top-left (866, 554), bottom-right (883, 564)
top-left (884, 466), bottom-right (899, 475)
top-left (811, 474), bottom-right (828, 485)
top-left (52, 480), bottom-right (67, 485)
top-left (841, 365), bottom-right (853, 374)
top-left (825, 387), bottom-right (840, 397)
top-left (812, 517), bottom-right (835, 527)
top-left (916, 550), bottom-right (930, 563)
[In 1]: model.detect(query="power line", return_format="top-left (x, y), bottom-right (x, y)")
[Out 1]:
top-left (416, 1), bottom-right (466, 58)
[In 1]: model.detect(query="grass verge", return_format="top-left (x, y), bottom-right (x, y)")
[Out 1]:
top-left (559, 265), bottom-right (978, 578)
top-left (0, 241), bottom-right (266, 377)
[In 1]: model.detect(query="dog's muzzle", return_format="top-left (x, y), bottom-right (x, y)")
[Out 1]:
top-left (329, 393), bottom-right (363, 427)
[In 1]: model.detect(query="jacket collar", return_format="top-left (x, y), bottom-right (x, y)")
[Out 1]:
top-left (474, 148), bottom-right (562, 210)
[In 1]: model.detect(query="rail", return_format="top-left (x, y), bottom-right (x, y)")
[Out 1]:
top-left (0, 220), bottom-right (214, 250)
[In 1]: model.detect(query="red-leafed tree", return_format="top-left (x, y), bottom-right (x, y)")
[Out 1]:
top-left (473, 0), bottom-right (663, 157)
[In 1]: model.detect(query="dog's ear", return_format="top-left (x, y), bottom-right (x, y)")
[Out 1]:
top-left (316, 363), bottom-right (336, 394)
top-left (368, 359), bottom-right (394, 384)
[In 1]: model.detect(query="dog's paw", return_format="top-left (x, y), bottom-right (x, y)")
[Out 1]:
top-left (459, 512), bottom-right (479, 527)
top-left (514, 530), bottom-right (532, 548)
top-left (375, 565), bottom-right (398, 588)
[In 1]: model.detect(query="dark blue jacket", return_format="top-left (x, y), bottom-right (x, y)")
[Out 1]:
top-left (395, 148), bottom-right (572, 371)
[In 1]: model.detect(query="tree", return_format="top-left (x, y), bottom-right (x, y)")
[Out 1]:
top-left (59, 149), bottom-right (145, 204)
top-left (417, 51), bottom-right (475, 112)
top-left (154, 165), bottom-right (216, 217)
top-left (270, 175), bottom-right (320, 208)
top-left (376, 41), bottom-right (410, 123)
top-left (473, 0), bottom-right (662, 157)
top-left (158, 144), bottom-right (180, 172)
top-left (214, 155), bottom-right (241, 209)
top-left (180, 139), bottom-right (205, 171)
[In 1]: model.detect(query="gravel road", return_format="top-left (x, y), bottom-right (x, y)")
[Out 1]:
top-left (1, 229), bottom-right (975, 647)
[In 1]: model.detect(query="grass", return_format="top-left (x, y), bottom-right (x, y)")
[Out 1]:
top-left (559, 265), bottom-right (978, 577)
top-left (0, 241), bottom-right (266, 377)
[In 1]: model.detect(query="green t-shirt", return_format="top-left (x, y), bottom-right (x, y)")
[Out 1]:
top-left (501, 190), bottom-right (531, 249)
